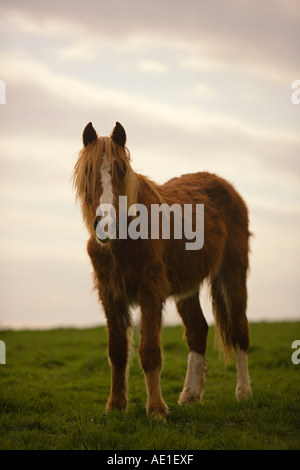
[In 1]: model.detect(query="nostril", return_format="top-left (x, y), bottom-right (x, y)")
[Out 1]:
top-left (93, 216), bottom-right (101, 231)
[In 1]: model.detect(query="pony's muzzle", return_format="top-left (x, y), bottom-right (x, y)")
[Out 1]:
top-left (93, 216), bottom-right (110, 245)
top-left (93, 216), bottom-right (101, 232)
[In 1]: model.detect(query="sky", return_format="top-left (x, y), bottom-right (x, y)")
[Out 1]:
top-left (0, 0), bottom-right (300, 329)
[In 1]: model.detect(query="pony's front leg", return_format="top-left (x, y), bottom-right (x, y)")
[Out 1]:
top-left (139, 298), bottom-right (169, 420)
top-left (104, 301), bottom-right (131, 412)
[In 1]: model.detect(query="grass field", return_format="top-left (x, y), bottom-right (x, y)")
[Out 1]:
top-left (0, 322), bottom-right (300, 450)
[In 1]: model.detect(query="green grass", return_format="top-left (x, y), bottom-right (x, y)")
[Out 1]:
top-left (0, 322), bottom-right (300, 450)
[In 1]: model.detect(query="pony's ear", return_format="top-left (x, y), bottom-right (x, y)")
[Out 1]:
top-left (111, 122), bottom-right (126, 147)
top-left (83, 122), bottom-right (97, 147)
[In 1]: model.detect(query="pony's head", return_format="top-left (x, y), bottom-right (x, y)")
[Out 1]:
top-left (72, 122), bottom-right (139, 240)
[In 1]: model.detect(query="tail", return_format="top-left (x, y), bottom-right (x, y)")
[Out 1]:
top-left (208, 179), bottom-right (250, 362)
top-left (210, 272), bottom-right (234, 362)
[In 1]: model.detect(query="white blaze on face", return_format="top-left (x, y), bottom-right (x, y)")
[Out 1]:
top-left (94, 156), bottom-right (115, 243)
top-left (100, 156), bottom-right (114, 206)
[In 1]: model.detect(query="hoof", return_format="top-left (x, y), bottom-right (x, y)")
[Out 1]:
top-left (178, 388), bottom-right (201, 405)
top-left (235, 385), bottom-right (253, 401)
top-left (106, 395), bottom-right (128, 412)
top-left (147, 401), bottom-right (169, 421)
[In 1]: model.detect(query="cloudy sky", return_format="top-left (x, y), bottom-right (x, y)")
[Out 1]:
top-left (0, 0), bottom-right (299, 329)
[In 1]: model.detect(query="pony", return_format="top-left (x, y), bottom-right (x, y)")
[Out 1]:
top-left (72, 121), bottom-right (252, 419)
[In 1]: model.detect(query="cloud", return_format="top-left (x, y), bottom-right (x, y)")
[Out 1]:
top-left (3, 52), bottom-right (299, 141)
top-left (137, 59), bottom-right (168, 74)
top-left (2, 51), bottom-right (300, 207)
top-left (1, 0), bottom-right (299, 83)
top-left (187, 83), bottom-right (216, 100)
top-left (57, 43), bottom-right (100, 62)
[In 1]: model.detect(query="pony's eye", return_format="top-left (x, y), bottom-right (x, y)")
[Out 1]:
top-left (115, 160), bottom-right (127, 179)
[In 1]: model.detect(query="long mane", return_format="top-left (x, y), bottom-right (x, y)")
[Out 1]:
top-left (72, 137), bottom-right (120, 206)
top-left (72, 136), bottom-right (165, 230)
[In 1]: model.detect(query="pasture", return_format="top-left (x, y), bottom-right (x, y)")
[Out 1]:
top-left (0, 322), bottom-right (299, 450)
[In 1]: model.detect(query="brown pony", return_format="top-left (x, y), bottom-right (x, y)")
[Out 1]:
top-left (72, 121), bottom-right (252, 419)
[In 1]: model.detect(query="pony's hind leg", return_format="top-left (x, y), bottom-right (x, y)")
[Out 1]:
top-left (176, 293), bottom-right (208, 404)
top-left (229, 287), bottom-right (252, 401)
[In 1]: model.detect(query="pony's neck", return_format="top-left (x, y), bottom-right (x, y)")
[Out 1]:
top-left (123, 166), bottom-right (140, 210)
top-left (135, 173), bottom-right (165, 206)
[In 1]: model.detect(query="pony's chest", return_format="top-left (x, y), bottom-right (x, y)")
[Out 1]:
top-left (100, 252), bottom-right (143, 301)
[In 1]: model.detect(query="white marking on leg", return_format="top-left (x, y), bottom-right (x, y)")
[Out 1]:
top-left (99, 156), bottom-right (114, 205)
top-left (235, 346), bottom-right (252, 400)
top-left (178, 352), bottom-right (207, 404)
